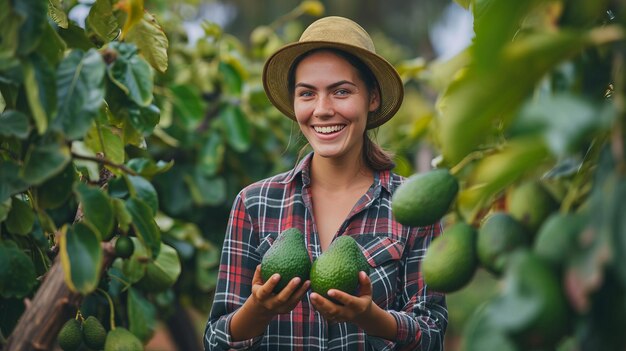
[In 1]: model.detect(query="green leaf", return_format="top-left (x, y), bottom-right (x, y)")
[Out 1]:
top-left (0, 244), bottom-right (37, 298)
top-left (127, 103), bottom-right (160, 135)
top-left (48, 0), bottom-right (68, 29)
top-left (185, 171), bottom-right (226, 207)
top-left (86, 0), bottom-right (119, 43)
top-left (198, 131), bottom-right (224, 176)
top-left (220, 105), bottom-right (251, 152)
top-left (170, 85), bottom-right (205, 129)
top-left (21, 137), bottom-right (71, 185)
top-left (23, 54), bottom-right (57, 135)
top-left (218, 60), bottom-right (243, 95)
top-left (119, 237), bottom-right (147, 284)
top-left (112, 197), bottom-right (132, 233)
top-left (126, 158), bottom-right (174, 178)
top-left (126, 175), bottom-right (158, 216)
top-left (125, 11), bottom-right (169, 73)
top-left (0, 161), bottom-right (29, 203)
top-left (5, 196), bottom-right (35, 235)
top-left (458, 137), bottom-right (550, 221)
top-left (15, 0), bottom-right (47, 55)
top-left (0, 110), bottom-right (30, 139)
top-left (136, 242), bottom-right (181, 292)
top-left (127, 287), bottom-right (156, 342)
top-left (36, 162), bottom-right (76, 209)
top-left (153, 166), bottom-right (193, 216)
top-left (74, 182), bottom-right (114, 240)
top-left (36, 22), bottom-right (67, 67)
top-left (60, 222), bottom-right (103, 294)
top-left (70, 141), bottom-right (100, 182)
top-left (107, 42), bottom-right (154, 107)
top-left (437, 31), bottom-right (586, 164)
top-left (0, 197), bottom-right (11, 223)
top-left (462, 303), bottom-right (518, 351)
top-left (85, 123), bottom-right (125, 167)
top-left (125, 198), bottom-right (161, 258)
top-left (0, 0), bottom-right (21, 63)
top-left (57, 22), bottom-right (95, 51)
top-left (511, 93), bottom-right (615, 158)
top-left (54, 49), bottom-right (106, 140)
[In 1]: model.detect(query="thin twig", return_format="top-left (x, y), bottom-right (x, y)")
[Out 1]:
top-left (71, 152), bottom-right (138, 176)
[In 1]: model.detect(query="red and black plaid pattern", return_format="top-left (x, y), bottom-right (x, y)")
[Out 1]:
top-left (204, 153), bottom-right (447, 350)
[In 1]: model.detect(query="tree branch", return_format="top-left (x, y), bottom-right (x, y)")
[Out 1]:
top-left (71, 152), bottom-right (138, 176)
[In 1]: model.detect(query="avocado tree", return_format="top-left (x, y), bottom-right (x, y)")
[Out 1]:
top-left (400, 0), bottom-right (626, 349)
top-left (0, 0), bottom-right (329, 349)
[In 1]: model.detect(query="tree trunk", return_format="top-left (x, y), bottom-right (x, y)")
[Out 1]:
top-left (4, 243), bottom-right (114, 351)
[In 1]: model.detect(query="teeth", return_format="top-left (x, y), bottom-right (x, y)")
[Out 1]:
top-left (314, 125), bottom-right (344, 134)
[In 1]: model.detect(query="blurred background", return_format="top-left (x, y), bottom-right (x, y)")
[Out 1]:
top-left (5, 0), bottom-right (625, 350)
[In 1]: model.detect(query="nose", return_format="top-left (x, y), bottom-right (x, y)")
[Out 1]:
top-left (313, 95), bottom-right (334, 118)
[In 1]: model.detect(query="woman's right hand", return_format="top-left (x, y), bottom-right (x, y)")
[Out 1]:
top-left (248, 264), bottom-right (310, 318)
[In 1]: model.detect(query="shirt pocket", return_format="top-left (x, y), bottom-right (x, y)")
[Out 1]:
top-left (357, 235), bottom-right (405, 267)
top-left (355, 235), bottom-right (405, 308)
top-left (255, 231), bottom-right (279, 259)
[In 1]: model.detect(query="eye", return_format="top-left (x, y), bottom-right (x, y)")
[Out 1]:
top-left (334, 88), bottom-right (350, 96)
top-left (296, 90), bottom-right (314, 98)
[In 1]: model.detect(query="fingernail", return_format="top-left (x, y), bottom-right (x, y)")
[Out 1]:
top-left (273, 274), bottom-right (280, 281)
top-left (327, 290), bottom-right (335, 297)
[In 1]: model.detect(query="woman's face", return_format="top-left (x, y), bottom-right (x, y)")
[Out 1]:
top-left (293, 50), bottom-right (380, 161)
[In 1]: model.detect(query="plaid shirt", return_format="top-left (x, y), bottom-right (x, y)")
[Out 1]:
top-left (204, 153), bottom-right (447, 350)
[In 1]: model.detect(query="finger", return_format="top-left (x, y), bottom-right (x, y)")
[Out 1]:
top-left (275, 277), bottom-right (302, 301)
top-left (258, 273), bottom-right (281, 299)
top-left (326, 289), bottom-right (352, 306)
top-left (310, 292), bottom-right (335, 314)
top-left (357, 271), bottom-right (373, 297)
top-left (251, 265), bottom-right (264, 285)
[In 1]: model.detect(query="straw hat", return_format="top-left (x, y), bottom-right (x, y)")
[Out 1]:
top-left (262, 16), bottom-right (404, 129)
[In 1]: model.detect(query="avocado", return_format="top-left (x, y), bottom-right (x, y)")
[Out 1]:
top-left (310, 235), bottom-right (370, 299)
top-left (261, 227), bottom-right (311, 293)
top-left (58, 318), bottom-right (82, 351)
top-left (422, 222), bottom-right (477, 293)
top-left (477, 212), bottom-right (530, 275)
top-left (104, 327), bottom-right (143, 351)
top-left (82, 316), bottom-right (107, 350)
top-left (506, 181), bottom-right (559, 236)
top-left (392, 169), bottom-right (459, 227)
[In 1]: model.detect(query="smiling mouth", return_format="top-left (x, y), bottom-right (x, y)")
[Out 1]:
top-left (313, 125), bottom-right (345, 134)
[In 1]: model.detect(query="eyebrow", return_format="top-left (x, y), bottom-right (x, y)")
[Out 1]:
top-left (294, 80), bottom-right (358, 90)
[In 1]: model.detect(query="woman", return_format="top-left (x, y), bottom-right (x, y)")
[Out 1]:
top-left (204, 16), bottom-right (447, 350)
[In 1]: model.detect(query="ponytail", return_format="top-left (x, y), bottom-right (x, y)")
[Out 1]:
top-left (363, 132), bottom-right (395, 171)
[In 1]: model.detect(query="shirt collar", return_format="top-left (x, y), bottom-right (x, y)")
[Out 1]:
top-left (281, 152), bottom-right (313, 185)
top-left (281, 152), bottom-right (394, 194)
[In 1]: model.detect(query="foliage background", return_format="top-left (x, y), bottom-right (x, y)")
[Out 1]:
top-left (2, 0), bottom-right (625, 350)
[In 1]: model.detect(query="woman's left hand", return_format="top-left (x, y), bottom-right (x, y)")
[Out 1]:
top-left (310, 271), bottom-right (373, 324)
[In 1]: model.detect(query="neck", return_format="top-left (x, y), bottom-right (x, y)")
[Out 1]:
top-left (310, 151), bottom-right (373, 191)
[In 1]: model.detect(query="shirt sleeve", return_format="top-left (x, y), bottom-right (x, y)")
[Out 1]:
top-left (204, 192), bottom-right (264, 350)
top-left (367, 222), bottom-right (448, 351)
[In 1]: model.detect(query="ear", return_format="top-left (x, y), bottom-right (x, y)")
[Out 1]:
top-left (368, 88), bottom-right (381, 112)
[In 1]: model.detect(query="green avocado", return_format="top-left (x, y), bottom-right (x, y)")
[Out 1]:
top-left (392, 169), bottom-right (459, 227)
top-left (422, 222), bottom-right (477, 293)
top-left (104, 327), bottom-right (143, 351)
top-left (506, 181), bottom-right (559, 236)
top-left (310, 235), bottom-right (370, 299)
top-left (82, 316), bottom-right (106, 350)
top-left (261, 228), bottom-right (311, 293)
top-left (57, 318), bottom-right (82, 351)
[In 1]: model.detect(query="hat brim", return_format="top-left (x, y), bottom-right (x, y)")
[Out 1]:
top-left (263, 41), bottom-right (404, 129)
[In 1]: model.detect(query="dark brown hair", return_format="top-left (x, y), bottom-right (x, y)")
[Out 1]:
top-left (288, 48), bottom-right (395, 171)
